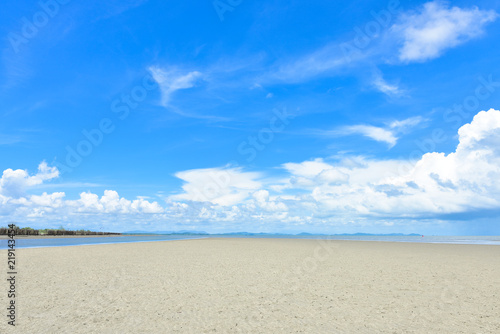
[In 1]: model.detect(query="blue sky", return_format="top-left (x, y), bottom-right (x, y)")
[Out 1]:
top-left (1, 0), bottom-right (500, 234)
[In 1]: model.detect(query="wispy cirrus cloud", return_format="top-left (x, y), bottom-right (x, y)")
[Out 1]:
top-left (392, 1), bottom-right (498, 62)
top-left (143, 2), bottom-right (497, 108)
top-left (257, 1), bottom-right (497, 92)
top-left (371, 71), bottom-right (403, 96)
top-left (147, 65), bottom-right (232, 120)
top-left (388, 116), bottom-right (425, 131)
top-left (265, 44), bottom-right (359, 84)
top-left (0, 134), bottom-right (23, 145)
top-left (340, 125), bottom-right (398, 147)
top-left (148, 66), bottom-right (203, 108)
top-left (95, 0), bottom-right (149, 21)
top-left (321, 116), bottom-right (424, 148)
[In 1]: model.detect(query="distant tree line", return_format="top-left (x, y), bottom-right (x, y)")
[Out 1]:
top-left (0, 225), bottom-right (120, 236)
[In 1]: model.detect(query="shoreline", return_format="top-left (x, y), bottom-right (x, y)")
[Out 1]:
top-left (0, 234), bottom-right (133, 239)
top-left (1, 234), bottom-right (499, 246)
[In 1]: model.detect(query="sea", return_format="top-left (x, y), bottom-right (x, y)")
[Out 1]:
top-left (1, 234), bottom-right (500, 249)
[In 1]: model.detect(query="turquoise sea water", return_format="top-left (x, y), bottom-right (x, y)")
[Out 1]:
top-left (1, 234), bottom-right (500, 249)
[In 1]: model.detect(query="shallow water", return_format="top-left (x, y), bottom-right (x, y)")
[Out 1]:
top-left (1, 234), bottom-right (499, 249)
top-left (0, 235), bottom-right (207, 249)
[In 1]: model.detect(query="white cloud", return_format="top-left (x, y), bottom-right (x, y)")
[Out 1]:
top-left (171, 166), bottom-right (262, 206)
top-left (457, 108), bottom-right (500, 150)
top-left (2, 110), bottom-right (500, 232)
top-left (71, 190), bottom-right (164, 214)
top-left (98, 0), bottom-right (149, 19)
top-left (0, 162), bottom-right (164, 225)
top-left (276, 109), bottom-right (500, 217)
top-left (329, 116), bottom-right (424, 148)
top-left (0, 161), bottom-right (58, 198)
top-left (251, 190), bottom-right (288, 212)
top-left (30, 192), bottom-right (65, 208)
top-left (342, 125), bottom-right (398, 147)
top-left (280, 157), bottom-right (403, 191)
top-left (0, 134), bottom-right (22, 145)
top-left (267, 44), bottom-right (354, 83)
top-left (280, 158), bottom-right (350, 189)
top-left (389, 116), bottom-right (424, 130)
top-left (379, 109), bottom-right (500, 212)
top-left (258, 2), bottom-right (497, 90)
top-left (372, 72), bottom-right (402, 96)
top-left (392, 1), bottom-right (498, 62)
top-left (283, 158), bottom-right (335, 179)
top-left (148, 66), bottom-right (203, 107)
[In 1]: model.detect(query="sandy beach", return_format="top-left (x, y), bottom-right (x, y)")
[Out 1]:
top-left (2, 238), bottom-right (500, 333)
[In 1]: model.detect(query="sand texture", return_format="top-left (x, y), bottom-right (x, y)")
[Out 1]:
top-left (2, 238), bottom-right (500, 333)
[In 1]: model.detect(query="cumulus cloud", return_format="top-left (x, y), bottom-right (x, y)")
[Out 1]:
top-left (148, 66), bottom-right (203, 107)
top-left (30, 192), bottom-right (65, 208)
top-left (277, 109), bottom-right (500, 217)
top-left (392, 1), bottom-right (498, 62)
top-left (2, 109), bottom-right (500, 231)
top-left (251, 190), bottom-right (288, 212)
top-left (71, 190), bottom-right (164, 214)
top-left (281, 158), bottom-right (350, 188)
top-left (0, 162), bottom-right (164, 225)
top-left (0, 161), bottom-right (59, 198)
top-left (381, 108), bottom-right (500, 212)
top-left (171, 167), bottom-right (262, 206)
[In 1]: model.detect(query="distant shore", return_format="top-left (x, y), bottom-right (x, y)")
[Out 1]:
top-left (0, 234), bottom-right (130, 239)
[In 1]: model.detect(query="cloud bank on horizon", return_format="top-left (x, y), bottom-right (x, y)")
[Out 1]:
top-left (1, 109), bottom-right (500, 233)
top-left (1, 0), bottom-right (500, 234)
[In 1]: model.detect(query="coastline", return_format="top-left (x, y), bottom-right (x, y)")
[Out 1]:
top-left (0, 234), bottom-right (132, 239)
top-left (2, 238), bottom-right (499, 333)
top-left (2, 234), bottom-right (499, 247)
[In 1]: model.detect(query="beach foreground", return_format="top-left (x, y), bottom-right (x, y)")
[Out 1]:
top-left (2, 238), bottom-right (500, 333)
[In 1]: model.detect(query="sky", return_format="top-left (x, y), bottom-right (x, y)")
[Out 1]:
top-left (1, 0), bottom-right (500, 235)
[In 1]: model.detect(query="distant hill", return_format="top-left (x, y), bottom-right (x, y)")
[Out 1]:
top-left (123, 230), bottom-right (421, 237)
top-left (218, 232), bottom-right (422, 237)
top-left (330, 233), bottom-right (422, 236)
top-left (123, 230), bottom-right (209, 235)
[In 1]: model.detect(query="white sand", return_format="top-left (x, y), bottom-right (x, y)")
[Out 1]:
top-left (1, 238), bottom-right (499, 333)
